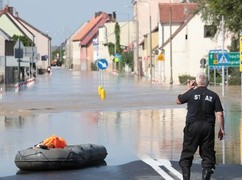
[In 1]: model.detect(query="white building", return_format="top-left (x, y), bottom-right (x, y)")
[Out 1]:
top-left (98, 21), bottom-right (134, 72)
top-left (133, 1), bottom-right (232, 84)
top-left (157, 3), bottom-right (231, 84)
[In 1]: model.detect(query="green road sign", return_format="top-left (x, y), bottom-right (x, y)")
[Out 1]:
top-left (229, 52), bottom-right (240, 67)
top-left (208, 50), bottom-right (239, 67)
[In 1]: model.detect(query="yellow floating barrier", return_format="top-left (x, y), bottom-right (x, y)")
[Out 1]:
top-left (100, 88), bottom-right (106, 100)
top-left (98, 85), bottom-right (102, 95)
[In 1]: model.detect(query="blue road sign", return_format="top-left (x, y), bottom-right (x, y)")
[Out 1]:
top-left (218, 52), bottom-right (229, 65)
top-left (97, 59), bottom-right (108, 70)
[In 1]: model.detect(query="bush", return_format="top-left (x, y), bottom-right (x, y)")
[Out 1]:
top-left (209, 67), bottom-right (241, 85)
top-left (228, 76), bottom-right (241, 85)
top-left (178, 74), bottom-right (195, 84)
top-left (91, 62), bottom-right (98, 71)
top-left (228, 67), bottom-right (241, 85)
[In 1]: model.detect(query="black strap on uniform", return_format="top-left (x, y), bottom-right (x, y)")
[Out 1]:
top-left (197, 89), bottom-right (207, 121)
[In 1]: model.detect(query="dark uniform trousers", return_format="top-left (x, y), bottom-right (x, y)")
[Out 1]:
top-left (179, 120), bottom-right (216, 171)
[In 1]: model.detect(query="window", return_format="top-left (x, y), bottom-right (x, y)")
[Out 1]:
top-left (204, 25), bottom-right (216, 38)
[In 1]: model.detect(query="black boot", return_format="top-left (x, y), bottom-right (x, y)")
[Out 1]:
top-left (181, 167), bottom-right (191, 180)
top-left (202, 169), bottom-right (214, 180)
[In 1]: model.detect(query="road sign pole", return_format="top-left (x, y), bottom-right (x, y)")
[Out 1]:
top-left (240, 32), bottom-right (242, 98)
top-left (96, 59), bottom-right (108, 99)
top-left (222, 66), bottom-right (224, 96)
top-left (221, 16), bottom-right (225, 97)
top-left (226, 67), bottom-right (229, 86)
top-left (18, 40), bottom-right (21, 82)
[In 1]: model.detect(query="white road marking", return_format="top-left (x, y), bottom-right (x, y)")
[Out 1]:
top-left (156, 159), bottom-right (183, 179)
top-left (141, 157), bottom-right (182, 180)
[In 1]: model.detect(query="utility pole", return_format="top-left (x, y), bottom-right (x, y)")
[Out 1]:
top-left (30, 36), bottom-right (35, 78)
top-left (134, 1), bottom-right (140, 77)
top-left (149, 12), bottom-right (152, 81)
top-left (138, 0), bottom-right (152, 80)
top-left (136, 20), bottom-right (139, 77)
top-left (169, 4), bottom-right (173, 84)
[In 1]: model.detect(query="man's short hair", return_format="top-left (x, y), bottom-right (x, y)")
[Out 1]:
top-left (196, 72), bottom-right (208, 86)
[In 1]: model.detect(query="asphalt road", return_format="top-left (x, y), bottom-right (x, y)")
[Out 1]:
top-left (2, 160), bottom-right (242, 180)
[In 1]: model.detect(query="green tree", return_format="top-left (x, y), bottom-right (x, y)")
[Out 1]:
top-left (194, 0), bottom-right (242, 84)
top-left (194, 0), bottom-right (242, 33)
top-left (12, 35), bottom-right (33, 46)
top-left (107, 23), bottom-right (122, 55)
top-left (121, 50), bottom-right (134, 71)
top-left (107, 22), bottom-right (134, 72)
top-left (107, 42), bottom-right (115, 56)
top-left (114, 22), bottom-right (121, 54)
top-left (194, 0), bottom-right (242, 51)
top-left (51, 48), bottom-right (64, 66)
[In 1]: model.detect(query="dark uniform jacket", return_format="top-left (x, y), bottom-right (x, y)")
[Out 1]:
top-left (178, 86), bottom-right (223, 124)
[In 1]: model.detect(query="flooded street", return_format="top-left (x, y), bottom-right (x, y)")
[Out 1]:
top-left (0, 67), bottom-right (241, 177)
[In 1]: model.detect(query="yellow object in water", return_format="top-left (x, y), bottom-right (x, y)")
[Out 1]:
top-left (98, 85), bottom-right (102, 95)
top-left (100, 88), bottom-right (106, 100)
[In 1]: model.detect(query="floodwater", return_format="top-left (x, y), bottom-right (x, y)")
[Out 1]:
top-left (0, 67), bottom-right (241, 177)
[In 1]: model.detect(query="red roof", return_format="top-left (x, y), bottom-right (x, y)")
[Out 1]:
top-left (72, 12), bottom-right (111, 46)
top-left (159, 3), bottom-right (198, 24)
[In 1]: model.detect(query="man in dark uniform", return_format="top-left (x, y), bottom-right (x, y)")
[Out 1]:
top-left (176, 72), bottom-right (225, 180)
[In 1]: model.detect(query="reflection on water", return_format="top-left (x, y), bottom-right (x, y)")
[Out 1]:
top-left (0, 107), bottom-right (241, 177)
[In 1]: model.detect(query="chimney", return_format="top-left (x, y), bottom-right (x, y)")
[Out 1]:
top-left (95, 11), bottom-right (102, 17)
top-left (112, 11), bottom-right (116, 21)
top-left (8, 6), bottom-right (13, 15)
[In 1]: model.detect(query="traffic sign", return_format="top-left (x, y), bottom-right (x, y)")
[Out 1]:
top-left (14, 39), bottom-right (25, 58)
top-left (114, 54), bottom-right (121, 62)
top-left (157, 53), bottom-right (165, 61)
top-left (218, 52), bottom-right (229, 65)
top-left (229, 52), bottom-right (240, 67)
top-left (97, 59), bottom-right (108, 70)
top-left (208, 50), bottom-right (240, 67)
top-left (200, 58), bottom-right (206, 68)
top-left (14, 39), bottom-right (24, 49)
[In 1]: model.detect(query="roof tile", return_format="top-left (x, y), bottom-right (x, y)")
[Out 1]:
top-left (159, 3), bottom-right (198, 24)
top-left (72, 12), bottom-right (111, 44)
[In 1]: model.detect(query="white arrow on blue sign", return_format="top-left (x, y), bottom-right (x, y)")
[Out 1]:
top-left (97, 59), bottom-right (108, 70)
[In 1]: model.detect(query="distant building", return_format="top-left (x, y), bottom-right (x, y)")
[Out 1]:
top-left (0, 4), bottom-right (51, 83)
top-left (71, 12), bottom-right (116, 71)
top-left (157, 2), bottom-right (231, 84)
top-left (98, 21), bottom-right (135, 72)
top-left (133, 0), bottom-right (232, 84)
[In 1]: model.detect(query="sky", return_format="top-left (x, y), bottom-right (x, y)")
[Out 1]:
top-left (3, 0), bottom-right (133, 46)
